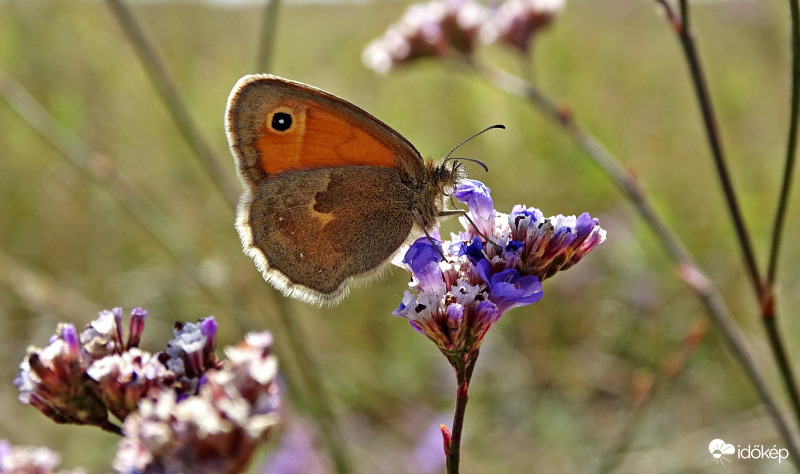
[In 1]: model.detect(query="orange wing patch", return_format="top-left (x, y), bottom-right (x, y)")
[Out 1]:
top-left (255, 101), bottom-right (401, 176)
top-left (254, 104), bottom-right (306, 175)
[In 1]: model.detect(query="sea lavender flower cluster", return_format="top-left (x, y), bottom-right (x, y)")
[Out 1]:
top-left (392, 179), bottom-right (605, 360)
top-left (363, 0), bottom-right (564, 72)
top-left (490, 0), bottom-right (564, 52)
top-left (14, 308), bottom-right (280, 473)
top-left (113, 332), bottom-right (279, 473)
top-left (363, 0), bottom-right (490, 73)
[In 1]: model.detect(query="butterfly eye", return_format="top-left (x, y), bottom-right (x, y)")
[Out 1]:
top-left (271, 112), bottom-right (293, 132)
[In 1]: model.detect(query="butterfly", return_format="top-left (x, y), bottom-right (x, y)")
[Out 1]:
top-left (226, 74), bottom-right (493, 305)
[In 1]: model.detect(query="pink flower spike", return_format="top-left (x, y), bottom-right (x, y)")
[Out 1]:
top-left (127, 307), bottom-right (148, 349)
top-left (440, 424), bottom-right (452, 456)
top-left (363, 0), bottom-right (490, 73)
top-left (488, 0), bottom-right (565, 53)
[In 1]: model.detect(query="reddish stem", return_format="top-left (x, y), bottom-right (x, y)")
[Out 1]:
top-left (445, 350), bottom-right (479, 474)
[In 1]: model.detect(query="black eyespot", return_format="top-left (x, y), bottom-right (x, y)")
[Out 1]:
top-left (271, 112), bottom-right (292, 131)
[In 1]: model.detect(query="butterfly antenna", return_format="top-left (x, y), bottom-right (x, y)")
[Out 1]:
top-left (443, 124), bottom-right (505, 172)
top-left (447, 156), bottom-right (489, 172)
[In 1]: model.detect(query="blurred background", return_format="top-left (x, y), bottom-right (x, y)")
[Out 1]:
top-left (1, 0), bottom-right (798, 472)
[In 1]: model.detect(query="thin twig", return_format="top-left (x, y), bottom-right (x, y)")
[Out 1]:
top-left (768, 0), bottom-right (800, 289)
top-left (761, 0), bottom-right (800, 436)
top-left (105, 0), bottom-right (240, 206)
top-left (656, 0), bottom-right (800, 434)
top-left (656, 0), bottom-right (763, 299)
top-left (466, 61), bottom-right (800, 466)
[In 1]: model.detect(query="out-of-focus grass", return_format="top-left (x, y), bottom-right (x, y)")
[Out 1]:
top-left (1, 0), bottom-right (798, 472)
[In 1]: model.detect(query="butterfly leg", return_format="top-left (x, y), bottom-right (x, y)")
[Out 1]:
top-left (438, 207), bottom-right (504, 252)
top-left (412, 209), bottom-right (451, 262)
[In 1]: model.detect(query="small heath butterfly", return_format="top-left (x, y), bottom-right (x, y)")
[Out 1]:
top-left (225, 74), bottom-right (477, 305)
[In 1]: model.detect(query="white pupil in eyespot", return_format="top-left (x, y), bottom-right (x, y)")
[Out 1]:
top-left (272, 112), bottom-right (292, 131)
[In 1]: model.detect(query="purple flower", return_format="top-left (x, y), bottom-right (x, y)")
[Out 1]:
top-left (506, 240), bottom-right (524, 253)
top-left (201, 317), bottom-right (218, 360)
top-left (403, 238), bottom-right (447, 295)
top-left (471, 300), bottom-right (502, 341)
top-left (80, 308), bottom-right (123, 360)
top-left (114, 330), bottom-right (280, 474)
top-left (127, 307), bottom-right (148, 349)
top-left (81, 307), bottom-right (151, 361)
top-left (392, 179), bottom-right (604, 361)
top-left (86, 348), bottom-right (175, 421)
top-left (486, 269), bottom-right (543, 313)
top-left (393, 290), bottom-right (418, 319)
top-left (364, 0), bottom-right (564, 76)
top-left (61, 324), bottom-right (81, 357)
top-left (509, 205), bottom-right (545, 243)
top-left (393, 240), bottom-right (533, 356)
top-left (511, 211), bottom-right (607, 280)
top-left (453, 179), bottom-right (495, 238)
top-left (164, 317), bottom-right (221, 381)
top-left (16, 307), bottom-right (282, 474)
top-left (15, 323), bottom-right (109, 428)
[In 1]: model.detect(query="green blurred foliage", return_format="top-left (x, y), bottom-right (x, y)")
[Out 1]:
top-left (0, 0), bottom-right (798, 472)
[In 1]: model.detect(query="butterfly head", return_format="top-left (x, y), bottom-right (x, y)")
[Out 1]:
top-left (434, 124), bottom-right (498, 196)
top-left (436, 157), bottom-right (468, 193)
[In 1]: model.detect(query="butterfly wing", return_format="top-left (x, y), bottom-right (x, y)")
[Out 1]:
top-left (236, 166), bottom-right (416, 304)
top-left (225, 75), bottom-right (427, 305)
top-left (225, 74), bottom-right (425, 186)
